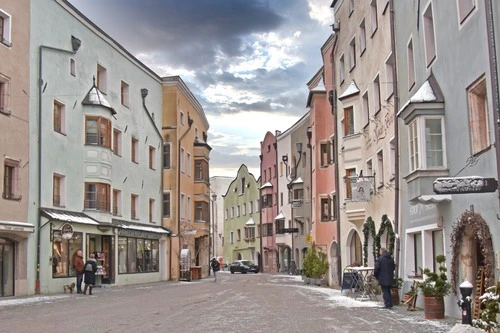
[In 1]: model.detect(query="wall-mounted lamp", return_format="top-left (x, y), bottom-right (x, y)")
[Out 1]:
top-left (71, 36), bottom-right (82, 52)
top-left (306, 127), bottom-right (313, 148)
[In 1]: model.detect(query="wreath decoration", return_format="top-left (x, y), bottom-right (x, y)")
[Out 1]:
top-left (450, 210), bottom-right (494, 295)
top-left (362, 217), bottom-right (376, 266)
top-left (375, 214), bottom-right (395, 259)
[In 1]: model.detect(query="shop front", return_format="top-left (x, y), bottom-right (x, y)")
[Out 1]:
top-left (41, 208), bottom-right (170, 294)
top-left (0, 221), bottom-right (35, 297)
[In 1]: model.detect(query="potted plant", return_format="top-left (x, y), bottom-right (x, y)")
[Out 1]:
top-left (302, 245), bottom-right (317, 285)
top-left (418, 255), bottom-right (451, 319)
top-left (473, 281), bottom-right (500, 332)
top-left (312, 251), bottom-right (329, 286)
top-left (303, 244), bottom-right (329, 286)
top-left (391, 277), bottom-right (403, 306)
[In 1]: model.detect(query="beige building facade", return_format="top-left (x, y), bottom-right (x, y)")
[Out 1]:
top-left (162, 76), bottom-right (211, 280)
top-left (0, 0), bottom-right (34, 297)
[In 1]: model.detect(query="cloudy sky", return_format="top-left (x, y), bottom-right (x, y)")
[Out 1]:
top-left (69, 0), bottom-right (334, 178)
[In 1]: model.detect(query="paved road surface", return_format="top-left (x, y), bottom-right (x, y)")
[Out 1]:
top-left (0, 272), bottom-right (459, 333)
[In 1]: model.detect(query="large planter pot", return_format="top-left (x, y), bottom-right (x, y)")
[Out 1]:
top-left (304, 277), bottom-right (310, 285)
top-left (314, 278), bottom-right (322, 286)
top-left (424, 296), bottom-right (445, 319)
top-left (391, 288), bottom-right (400, 306)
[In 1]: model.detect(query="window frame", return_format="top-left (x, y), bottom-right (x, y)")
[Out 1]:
top-left (131, 137), bottom-right (139, 163)
top-left (0, 10), bottom-right (12, 47)
top-left (84, 182), bottom-right (110, 212)
top-left (0, 75), bottom-right (10, 115)
top-left (467, 77), bottom-right (489, 155)
top-left (423, 1), bottom-right (437, 68)
top-left (113, 188), bottom-right (122, 216)
top-left (53, 100), bottom-right (65, 134)
top-left (3, 159), bottom-right (20, 200)
top-left (85, 116), bottom-right (111, 148)
top-left (113, 128), bottom-right (122, 156)
top-left (359, 18), bottom-right (367, 56)
top-left (408, 116), bottom-right (447, 172)
top-left (96, 64), bottom-right (107, 94)
top-left (53, 173), bottom-right (65, 207)
top-left (121, 80), bottom-right (130, 107)
top-left (163, 143), bottom-right (171, 169)
top-left (343, 106), bottom-right (355, 136)
top-left (163, 191), bottom-right (171, 218)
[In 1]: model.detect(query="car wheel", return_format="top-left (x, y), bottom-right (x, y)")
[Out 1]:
top-left (242, 271), bottom-right (247, 274)
top-left (230, 269), bottom-right (234, 274)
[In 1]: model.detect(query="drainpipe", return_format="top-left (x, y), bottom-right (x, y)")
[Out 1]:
top-left (259, 153), bottom-right (263, 272)
top-left (175, 116), bottom-right (193, 277)
top-left (36, 37), bottom-right (81, 294)
top-left (330, 34), bottom-right (342, 286)
top-left (273, 137), bottom-right (279, 272)
top-left (484, 0), bottom-right (500, 209)
top-left (389, 0), bottom-right (401, 275)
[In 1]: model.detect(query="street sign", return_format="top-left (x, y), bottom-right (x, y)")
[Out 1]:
top-left (305, 235), bottom-right (313, 243)
top-left (433, 177), bottom-right (498, 194)
top-left (292, 200), bottom-right (302, 208)
top-left (283, 228), bottom-right (299, 233)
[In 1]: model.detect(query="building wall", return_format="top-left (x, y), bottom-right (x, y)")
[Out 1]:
top-left (209, 176), bottom-right (233, 261)
top-left (222, 165), bottom-right (260, 265)
top-left (30, 0), bottom-right (165, 293)
top-left (0, 0), bottom-right (33, 296)
top-left (395, 0), bottom-right (498, 317)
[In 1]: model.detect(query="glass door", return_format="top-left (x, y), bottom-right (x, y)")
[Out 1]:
top-left (0, 238), bottom-right (14, 297)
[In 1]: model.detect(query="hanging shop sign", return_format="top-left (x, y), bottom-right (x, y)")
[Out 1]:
top-left (283, 228), bottom-right (299, 233)
top-left (433, 177), bottom-right (498, 195)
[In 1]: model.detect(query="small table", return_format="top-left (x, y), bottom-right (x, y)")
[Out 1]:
top-left (345, 266), bottom-right (378, 301)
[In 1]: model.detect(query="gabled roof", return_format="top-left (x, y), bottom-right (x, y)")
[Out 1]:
top-left (292, 177), bottom-right (304, 185)
top-left (338, 81), bottom-right (360, 100)
top-left (260, 182), bottom-right (273, 189)
top-left (245, 217), bottom-right (255, 226)
top-left (274, 212), bottom-right (285, 220)
top-left (397, 73), bottom-right (444, 117)
top-left (81, 78), bottom-right (116, 115)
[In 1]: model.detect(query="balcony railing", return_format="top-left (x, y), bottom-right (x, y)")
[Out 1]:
top-left (2, 192), bottom-right (21, 200)
top-left (84, 200), bottom-right (110, 212)
top-left (53, 195), bottom-right (61, 207)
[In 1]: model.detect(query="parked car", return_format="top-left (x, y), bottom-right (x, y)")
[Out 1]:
top-left (229, 260), bottom-right (259, 274)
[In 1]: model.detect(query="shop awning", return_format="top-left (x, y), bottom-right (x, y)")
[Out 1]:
top-left (0, 220), bottom-right (35, 233)
top-left (112, 219), bottom-right (170, 234)
top-left (40, 208), bottom-right (100, 225)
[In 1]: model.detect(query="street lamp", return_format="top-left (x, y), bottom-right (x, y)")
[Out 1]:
top-left (282, 142), bottom-right (303, 274)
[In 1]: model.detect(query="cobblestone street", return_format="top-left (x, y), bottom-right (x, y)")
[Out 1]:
top-left (0, 273), bottom-right (461, 333)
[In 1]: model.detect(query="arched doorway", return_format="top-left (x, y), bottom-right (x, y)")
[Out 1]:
top-left (347, 229), bottom-right (362, 266)
top-left (329, 241), bottom-right (339, 286)
top-left (237, 253), bottom-right (242, 260)
top-left (0, 238), bottom-right (15, 297)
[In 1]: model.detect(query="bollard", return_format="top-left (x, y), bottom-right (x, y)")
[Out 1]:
top-left (458, 280), bottom-right (473, 325)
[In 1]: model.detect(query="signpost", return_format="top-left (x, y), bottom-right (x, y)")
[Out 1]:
top-left (433, 177), bottom-right (498, 195)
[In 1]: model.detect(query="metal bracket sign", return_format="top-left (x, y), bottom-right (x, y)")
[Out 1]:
top-left (350, 175), bottom-right (376, 202)
top-left (283, 228), bottom-right (299, 233)
top-left (291, 200), bottom-right (302, 208)
top-left (433, 177), bottom-right (498, 194)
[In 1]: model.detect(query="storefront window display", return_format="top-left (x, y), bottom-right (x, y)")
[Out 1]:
top-left (52, 231), bottom-right (83, 278)
top-left (118, 237), bottom-right (159, 274)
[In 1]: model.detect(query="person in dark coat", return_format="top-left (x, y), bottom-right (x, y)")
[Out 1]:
top-left (72, 250), bottom-right (84, 294)
top-left (210, 257), bottom-right (220, 282)
top-left (83, 253), bottom-right (98, 295)
top-left (374, 247), bottom-right (395, 308)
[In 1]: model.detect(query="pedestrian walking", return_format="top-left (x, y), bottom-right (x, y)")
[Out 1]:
top-left (210, 257), bottom-right (220, 282)
top-left (72, 250), bottom-right (84, 294)
top-left (83, 253), bottom-right (98, 295)
top-left (374, 247), bottom-right (395, 309)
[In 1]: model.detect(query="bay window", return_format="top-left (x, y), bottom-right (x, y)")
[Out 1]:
top-left (408, 116), bottom-right (445, 172)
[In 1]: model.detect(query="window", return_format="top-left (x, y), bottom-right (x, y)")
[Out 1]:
top-left (412, 232), bottom-right (423, 277)
top-left (245, 227), bottom-right (255, 239)
top-left (275, 219), bottom-right (285, 234)
top-left (467, 77), bottom-right (489, 154)
top-left (389, 139), bottom-right (396, 179)
top-left (231, 207), bottom-right (234, 218)
top-left (113, 128), bottom-right (122, 156)
top-left (96, 64), bottom-right (107, 93)
top-left (0, 75), bottom-right (10, 114)
top-left (131, 137), bottom-right (139, 163)
top-left (339, 54), bottom-right (345, 84)
top-left (408, 117), bottom-right (445, 172)
top-left (423, 2), bottom-right (437, 67)
top-left (261, 223), bottom-right (273, 237)
top-left (84, 183), bottom-right (110, 212)
top-left (349, 37), bottom-right (356, 70)
top-left (0, 10), bottom-right (11, 46)
top-left (70, 59), bottom-right (76, 77)
top-left (187, 196), bottom-right (191, 220)
top-left (149, 146), bottom-right (156, 170)
top-left (113, 189), bottom-right (121, 216)
top-left (163, 143), bottom-right (171, 169)
top-left (225, 209), bottom-right (228, 220)
top-left (120, 81), bottom-right (129, 107)
top-left (377, 150), bottom-right (384, 187)
top-left (458, 0), bottom-right (476, 24)
top-left (359, 19), bottom-right (366, 55)
top-left (180, 111), bottom-right (185, 125)
top-left (149, 199), bottom-right (155, 222)
top-left (249, 201), bottom-right (254, 214)
top-left (407, 38), bottom-right (415, 90)
top-left (320, 142), bottom-right (331, 167)
top-left (186, 152), bottom-right (191, 176)
top-left (243, 203), bottom-right (247, 215)
top-left (163, 192), bottom-right (171, 218)
top-left (236, 205), bottom-right (241, 217)
top-left (370, 0), bottom-right (378, 35)
top-left (180, 148), bottom-right (185, 173)
top-left (52, 231), bottom-right (83, 278)
top-left (294, 188), bottom-right (304, 201)
top-left (362, 92), bottom-right (370, 128)
top-left (366, 159), bottom-right (373, 177)
top-left (118, 237), bottom-right (159, 274)
top-left (241, 178), bottom-right (246, 194)
top-left (195, 159), bottom-right (209, 181)
top-left (320, 197), bottom-right (331, 221)
top-left (230, 232), bottom-right (234, 244)
top-left (432, 229), bottom-right (444, 272)
top-left (262, 194), bottom-right (273, 208)
top-left (53, 174), bottom-right (65, 207)
top-left (331, 194), bottom-right (337, 219)
top-left (131, 194), bottom-right (139, 219)
top-left (385, 54), bottom-right (394, 99)
top-left (85, 116), bottom-right (111, 148)
top-left (3, 159), bottom-right (20, 200)
top-left (53, 100), bottom-right (65, 134)
top-left (373, 75), bottom-right (381, 113)
top-left (237, 229), bottom-right (241, 241)
top-left (194, 127), bottom-right (199, 139)
top-left (345, 168), bottom-right (356, 199)
top-left (343, 106), bottom-right (354, 136)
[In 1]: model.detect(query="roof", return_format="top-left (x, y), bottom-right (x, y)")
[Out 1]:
top-left (275, 212), bottom-right (285, 220)
top-left (338, 81), bottom-right (360, 100)
top-left (397, 73), bottom-right (444, 116)
top-left (292, 177), bottom-right (304, 185)
top-left (112, 219), bottom-right (170, 234)
top-left (260, 182), bottom-right (273, 189)
top-left (40, 208), bottom-right (101, 225)
top-left (81, 79), bottom-right (116, 115)
top-left (245, 217), bottom-right (255, 226)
